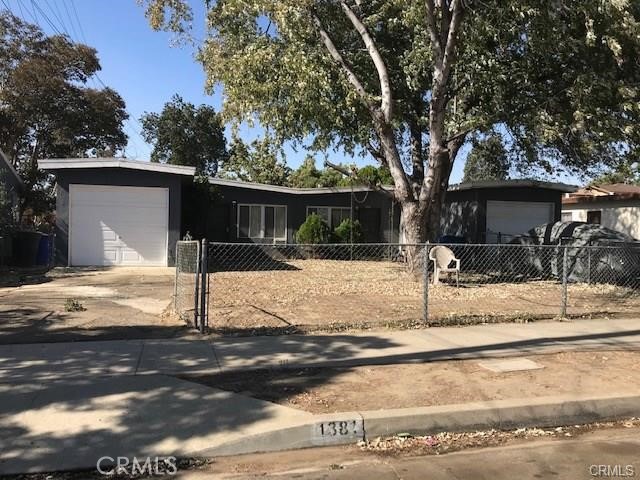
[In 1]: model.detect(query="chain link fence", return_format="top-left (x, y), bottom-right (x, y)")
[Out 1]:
top-left (206, 242), bottom-right (428, 334)
top-left (202, 241), bottom-right (640, 334)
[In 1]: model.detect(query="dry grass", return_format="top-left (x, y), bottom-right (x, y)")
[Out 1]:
top-left (208, 259), bottom-right (640, 335)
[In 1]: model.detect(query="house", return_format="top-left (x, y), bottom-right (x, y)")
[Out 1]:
top-left (441, 179), bottom-right (577, 243)
top-left (562, 184), bottom-right (640, 240)
top-left (0, 150), bottom-right (23, 222)
top-left (38, 158), bottom-right (576, 266)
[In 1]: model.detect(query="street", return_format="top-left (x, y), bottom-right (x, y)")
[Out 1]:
top-left (180, 426), bottom-right (640, 479)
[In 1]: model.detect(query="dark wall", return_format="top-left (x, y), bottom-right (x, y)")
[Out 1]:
top-left (198, 184), bottom-right (563, 245)
top-left (53, 168), bottom-right (185, 266)
top-left (201, 184), bottom-right (400, 243)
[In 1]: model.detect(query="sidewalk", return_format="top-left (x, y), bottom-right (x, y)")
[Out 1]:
top-left (0, 318), bottom-right (639, 475)
top-left (1, 318), bottom-right (639, 383)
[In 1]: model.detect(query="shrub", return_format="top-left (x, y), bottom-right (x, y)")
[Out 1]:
top-left (295, 214), bottom-right (331, 244)
top-left (333, 218), bottom-right (364, 243)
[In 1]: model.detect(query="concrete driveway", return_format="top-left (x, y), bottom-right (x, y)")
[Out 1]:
top-left (0, 267), bottom-right (186, 343)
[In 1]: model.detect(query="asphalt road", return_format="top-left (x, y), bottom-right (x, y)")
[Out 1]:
top-left (175, 427), bottom-right (640, 480)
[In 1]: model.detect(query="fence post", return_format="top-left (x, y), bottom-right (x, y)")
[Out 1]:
top-left (587, 243), bottom-right (592, 284)
top-left (173, 243), bottom-right (179, 312)
top-left (423, 242), bottom-right (429, 324)
top-left (199, 238), bottom-right (208, 334)
top-left (561, 245), bottom-right (568, 318)
top-left (193, 241), bottom-right (201, 329)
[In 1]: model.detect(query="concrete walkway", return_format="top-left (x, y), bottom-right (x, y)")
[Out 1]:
top-left (1, 318), bottom-right (639, 383)
top-left (0, 375), bottom-right (312, 475)
top-left (1, 318), bottom-right (639, 475)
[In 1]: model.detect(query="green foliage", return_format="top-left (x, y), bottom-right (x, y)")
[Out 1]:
top-left (288, 156), bottom-right (352, 188)
top-left (220, 134), bottom-right (291, 185)
top-left (0, 11), bottom-right (128, 214)
top-left (462, 134), bottom-right (510, 182)
top-left (143, 0), bottom-right (640, 175)
top-left (140, 95), bottom-right (228, 175)
top-left (64, 298), bottom-right (86, 312)
top-left (294, 213), bottom-right (331, 244)
top-left (590, 161), bottom-right (640, 186)
top-left (332, 218), bottom-right (364, 244)
top-left (355, 165), bottom-right (393, 186)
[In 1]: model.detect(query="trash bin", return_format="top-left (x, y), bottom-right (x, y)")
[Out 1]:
top-left (11, 231), bottom-right (42, 267)
top-left (36, 234), bottom-right (52, 266)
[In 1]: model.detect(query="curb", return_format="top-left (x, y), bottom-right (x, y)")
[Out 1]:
top-left (193, 392), bottom-right (640, 457)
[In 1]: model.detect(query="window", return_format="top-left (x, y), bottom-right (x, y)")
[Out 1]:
top-left (587, 210), bottom-right (601, 225)
top-left (238, 204), bottom-right (286, 240)
top-left (561, 212), bottom-right (573, 222)
top-left (306, 206), bottom-right (352, 229)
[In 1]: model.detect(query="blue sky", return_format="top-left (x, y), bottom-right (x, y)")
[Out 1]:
top-left (3, 0), bottom-right (582, 185)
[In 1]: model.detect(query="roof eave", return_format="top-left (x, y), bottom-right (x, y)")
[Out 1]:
top-left (38, 158), bottom-right (196, 176)
top-left (449, 179), bottom-right (578, 193)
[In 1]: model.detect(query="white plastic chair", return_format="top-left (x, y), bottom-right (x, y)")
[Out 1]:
top-left (429, 246), bottom-right (461, 287)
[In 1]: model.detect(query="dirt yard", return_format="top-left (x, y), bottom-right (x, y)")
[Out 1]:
top-left (187, 350), bottom-right (640, 414)
top-left (208, 259), bottom-right (640, 334)
top-left (0, 267), bottom-right (185, 343)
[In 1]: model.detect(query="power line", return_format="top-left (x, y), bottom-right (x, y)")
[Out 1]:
top-left (61, 0), bottom-right (80, 41)
top-left (43, 0), bottom-right (70, 36)
top-left (69, 0), bottom-right (87, 44)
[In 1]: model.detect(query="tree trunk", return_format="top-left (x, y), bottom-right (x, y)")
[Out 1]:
top-left (399, 200), bottom-right (429, 270)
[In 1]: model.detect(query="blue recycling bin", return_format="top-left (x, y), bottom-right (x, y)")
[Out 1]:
top-left (36, 234), bottom-right (52, 266)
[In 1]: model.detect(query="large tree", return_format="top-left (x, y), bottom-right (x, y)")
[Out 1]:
top-left (141, 0), bottom-right (640, 244)
top-left (0, 11), bottom-right (128, 214)
top-left (140, 95), bottom-right (228, 175)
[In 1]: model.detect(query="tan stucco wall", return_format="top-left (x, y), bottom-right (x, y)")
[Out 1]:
top-left (562, 200), bottom-right (640, 239)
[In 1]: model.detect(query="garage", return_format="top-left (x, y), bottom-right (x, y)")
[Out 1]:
top-left (486, 200), bottom-right (554, 242)
top-left (69, 185), bottom-right (169, 266)
top-left (38, 158), bottom-right (195, 267)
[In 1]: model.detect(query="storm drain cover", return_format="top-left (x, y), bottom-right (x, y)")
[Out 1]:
top-left (478, 358), bottom-right (544, 373)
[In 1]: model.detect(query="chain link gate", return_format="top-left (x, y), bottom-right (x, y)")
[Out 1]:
top-left (174, 239), bottom-right (209, 332)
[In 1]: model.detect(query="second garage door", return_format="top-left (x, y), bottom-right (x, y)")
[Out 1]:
top-left (69, 184), bottom-right (169, 266)
top-left (486, 200), bottom-right (554, 243)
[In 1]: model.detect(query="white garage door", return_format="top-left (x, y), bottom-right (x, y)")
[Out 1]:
top-left (69, 185), bottom-right (169, 266)
top-left (486, 200), bottom-right (554, 243)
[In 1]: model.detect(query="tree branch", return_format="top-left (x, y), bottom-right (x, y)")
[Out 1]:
top-left (324, 159), bottom-right (395, 198)
top-left (311, 13), bottom-right (375, 112)
top-left (311, 8), bottom-right (412, 202)
top-left (440, 0), bottom-right (464, 84)
top-left (340, 1), bottom-right (393, 122)
top-left (425, 0), bottom-right (443, 67)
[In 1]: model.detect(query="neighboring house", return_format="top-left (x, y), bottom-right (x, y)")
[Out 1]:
top-left (0, 150), bottom-right (23, 222)
top-left (38, 158), bottom-right (576, 266)
top-left (562, 184), bottom-right (640, 240)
